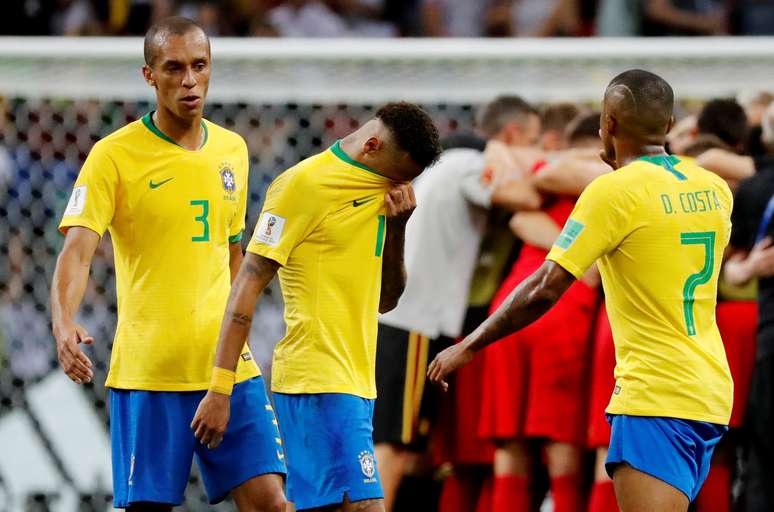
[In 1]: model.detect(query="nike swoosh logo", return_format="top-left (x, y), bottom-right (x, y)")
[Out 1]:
top-left (352, 196), bottom-right (375, 207)
top-left (149, 177), bottom-right (174, 189)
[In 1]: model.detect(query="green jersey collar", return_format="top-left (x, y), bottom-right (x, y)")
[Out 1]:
top-left (638, 154), bottom-right (687, 181)
top-left (142, 111), bottom-right (209, 151)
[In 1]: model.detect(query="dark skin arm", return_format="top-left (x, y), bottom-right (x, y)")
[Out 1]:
top-left (228, 241), bottom-right (243, 283)
top-left (379, 183), bottom-right (417, 314)
top-left (427, 260), bottom-right (575, 390)
top-left (190, 252), bottom-right (279, 448)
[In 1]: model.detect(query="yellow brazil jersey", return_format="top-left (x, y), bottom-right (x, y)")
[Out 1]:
top-left (247, 141), bottom-right (393, 398)
top-left (59, 112), bottom-right (260, 391)
top-left (546, 155), bottom-right (734, 425)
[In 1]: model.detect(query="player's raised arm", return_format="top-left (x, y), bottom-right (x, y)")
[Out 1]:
top-left (191, 252), bottom-right (279, 448)
top-left (430, 107), bottom-right (637, 388)
top-left (427, 260), bottom-right (575, 390)
top-left (50, 227), bottom-right (99, 385)
top-left (379, 183), bottom-right (416, 313)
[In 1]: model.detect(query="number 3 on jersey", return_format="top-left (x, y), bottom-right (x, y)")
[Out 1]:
top-left (680, 231), bottom-right (716, 336)
top-left (191, 199), bottom-right (210, 242)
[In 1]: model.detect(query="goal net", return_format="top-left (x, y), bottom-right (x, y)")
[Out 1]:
top-left (0, 36), bottom-right (772, 512)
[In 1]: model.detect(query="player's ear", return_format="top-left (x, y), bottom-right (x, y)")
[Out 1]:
top-left (606, 115), bottom-right (617, 136)
top-left (363, 136), bottom-right (381, 154)
top-left (142, 65), bottom-right (156, 88)
top-left (666, 116), bottom-right (676, 135)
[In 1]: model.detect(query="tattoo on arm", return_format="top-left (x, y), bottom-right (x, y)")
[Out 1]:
top-left (229, 312), bottom-right (251, 326)
top-left (213, 253), bottom-right (280, 371)
top-left (243, 257), bottom-right (267, 276)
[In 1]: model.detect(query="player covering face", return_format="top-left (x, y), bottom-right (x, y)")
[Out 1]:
top-left (191, 103), bottom-right (441, 512)
top-left (429, 69), bottom-right (734, 512)
top-left (51, 17), bottom-right (287, 511)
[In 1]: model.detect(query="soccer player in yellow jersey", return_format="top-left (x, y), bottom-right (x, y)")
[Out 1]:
top-left (429, 69), bottom-right (734, 512)
top-left (50, 17), bottom-right (287, 511)
top-left (191, 103), bottom-right (441, 511)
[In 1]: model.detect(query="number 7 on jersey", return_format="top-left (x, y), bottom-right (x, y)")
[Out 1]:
top-left (680, 231), bottom-right (716, 336)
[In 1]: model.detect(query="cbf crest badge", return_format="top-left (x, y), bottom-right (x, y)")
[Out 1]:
top-left (219, 162), bottom-right (237, 200)
top-left (358, 450), bottom-right (377, 484)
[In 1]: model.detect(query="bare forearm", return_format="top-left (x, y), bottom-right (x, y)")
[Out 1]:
top-left (534, 159), bottom-right (608, 196)
top-left (461, 262), bottom-right (574, 353)
top-left (696, 150), bottom-right (754, 183)
top-left (213, 253), bottom-right (278, 371)
top-left (491, 179), bottom-right (542, 212)
top-left (379, 219), bottom-right (407, 314)
top-left (50, 228), bottom-right (99, 332)
top-left (509, 212), bottom-right (561, 250)
top-left (723, 258), bottom-right (753, 286)
top-left (229, 243), bottom-right (244, 283)
top-left (51, 251), bottom-right (90, 329)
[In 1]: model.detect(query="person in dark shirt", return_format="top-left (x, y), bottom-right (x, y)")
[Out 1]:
top-left (724, 104), bottom-right (774, 512)
top-left (642, 0), bottom-right (726, 35)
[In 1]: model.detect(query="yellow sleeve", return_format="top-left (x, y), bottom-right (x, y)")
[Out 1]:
top-left (58, 141), bottom-right (118, 237)
top-left (246, 169), bottom-right (327, 266)
top-left (229, 140), bottom-right (249, 243)
top-left (546, 174), bottom-right (635, 279)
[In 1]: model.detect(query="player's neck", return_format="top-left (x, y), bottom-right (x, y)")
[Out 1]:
top-left (153, 108), bottom-right (204, 151)
top-left (339, 136), bottom-right (394, 179)
top-left (616, 141), bottom-right (668, 168)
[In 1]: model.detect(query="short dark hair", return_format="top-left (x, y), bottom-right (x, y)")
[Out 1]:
top-left (477, 95), bottom-right (538, 138)
top-left (541, 103), bottom-right (581, 134)
top-left (697, 98), bottom-right (748, 149)
top-left (144, 16), bottom-right (209, 66)
top-left (376, 102), bottom-right (441, 170)
top-left (567, 111), bottom-right (601, 144)
top-left (606, 69), bottom-right (674, 138)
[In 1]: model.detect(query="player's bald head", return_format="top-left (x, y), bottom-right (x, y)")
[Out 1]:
top-left (603, 69), bottom-right (674, 142)
top-left (144, 16), bottom-right (209, 67)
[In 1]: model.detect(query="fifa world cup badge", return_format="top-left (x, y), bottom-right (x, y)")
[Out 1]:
top-left (266, 216), bottom-right (277, 236)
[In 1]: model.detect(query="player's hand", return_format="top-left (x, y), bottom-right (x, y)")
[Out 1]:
top-left (384, 183), bottom-right (416, 225)
top-left (748, 237), bottom-right (774, 278)
top-left (53, 321), bottom-right (94, 384)
top-left (191, 391), bottom-right (230, 449)
top-left (427, 343), bottom-right (475, 392)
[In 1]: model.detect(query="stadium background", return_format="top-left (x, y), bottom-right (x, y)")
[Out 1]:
top-left (3, 1), bottom-right (774, 511)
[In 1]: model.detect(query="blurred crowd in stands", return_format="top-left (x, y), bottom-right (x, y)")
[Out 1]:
top-left (4, 0), bottom-right (774, 37)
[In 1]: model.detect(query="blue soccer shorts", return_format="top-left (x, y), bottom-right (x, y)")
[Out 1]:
top-left (272, 392), bottom-right (383, 510)
top-left (110, 377), bottom-right (286, 508)
top-left (606, 414), bottom-right (727, 501)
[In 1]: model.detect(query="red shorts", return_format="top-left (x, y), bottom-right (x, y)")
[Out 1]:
top-left (717, 301), bottom-right (758, 429)
top-left (432, 338), bottom-right (494, 466)
top-left (587, 304), bottom-right (616, 448)
top-left (478, 275), bottom-right (598, 445)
